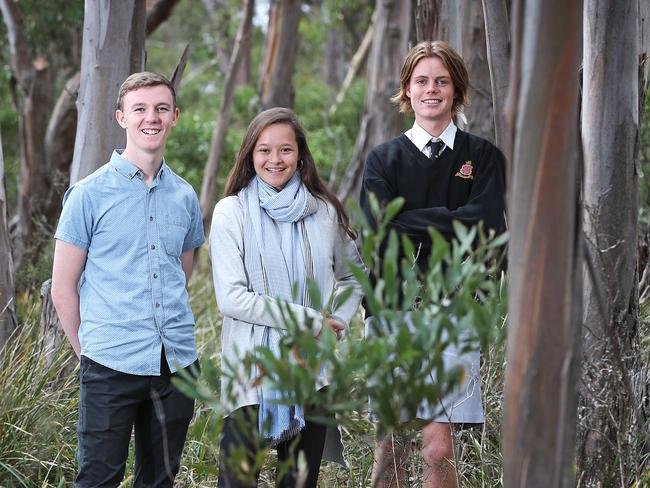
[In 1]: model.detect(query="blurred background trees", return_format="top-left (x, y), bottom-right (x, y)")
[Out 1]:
top-left (1, 0), bottom-right (650, 486)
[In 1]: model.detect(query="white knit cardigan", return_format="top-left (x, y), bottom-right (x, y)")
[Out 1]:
top-left (209, 194), bottom-right (365, 464)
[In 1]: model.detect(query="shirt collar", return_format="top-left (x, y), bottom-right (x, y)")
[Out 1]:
top-left (408, 120), bottom-right (457, 150)
top-left (110, 149), bottom-right (167, 181)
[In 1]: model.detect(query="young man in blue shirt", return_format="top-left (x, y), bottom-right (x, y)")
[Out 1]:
top-left (51, 72), bottom-right (205, 487)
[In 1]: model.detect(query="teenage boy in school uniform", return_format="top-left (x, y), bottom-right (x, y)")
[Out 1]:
top-left (51, 72), bottom-right (204, 487)
top-left (360, 41), bottom-right (506, 488)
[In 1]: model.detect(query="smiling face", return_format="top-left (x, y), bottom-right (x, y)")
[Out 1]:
top-left (115, 84), bottom-right (179, 163)
top-left (252, 123), bottom-right (299, 190)
top-left (406, 55), bottom-right (455, 131)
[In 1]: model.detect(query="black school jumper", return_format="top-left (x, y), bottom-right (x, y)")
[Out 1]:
top-left (359, 128), bottom-right (506, 423)
top-left (360, 129), bottom-right (506, 269)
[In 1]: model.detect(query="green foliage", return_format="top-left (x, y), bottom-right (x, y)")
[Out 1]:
top-left (294, 77), bottom-right (366, 183)
top-left (14, 0), bottom-right (83, 64)
top-left (14, 238), bottom-right (55, 292)
top-left (175, 197), bottom-right (507, 483)
top-left (0, 298), bottom-right (78, 485)
top-left (165, 112), bottom-right (213, 192)
top-left (0, 240), bottom-right (507, 485)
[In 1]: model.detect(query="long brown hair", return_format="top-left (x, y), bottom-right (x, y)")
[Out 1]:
top-left (224, 108), bottom-right (357, 239)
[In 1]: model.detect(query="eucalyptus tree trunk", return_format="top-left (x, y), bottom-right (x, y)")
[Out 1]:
top-left (414, 0), bottom-right (440, 42)
top-left (503, 1), bottom-right (583, 487)
top-left (0, 0), bottom-right (54, 270)
top-left (329, 20), bottom-right (374, 117)
top-left (324, 25), bottom-right (346, 89)
top-left (482, 0), bottom-right (510, 148)
top-left (337, 0), bottom-right (410, 203)
top-left (0, 130), bottom-right (17, 350)
top-left (414, 1), bottom-right (495, 141)
top-left (44, 73), bottom-right (80, 225)
top-left (69, 0), bottom-right (146, 184)
top-left (199, 0), bottom-right (255, 230)
top-left (235, 21), bottom-right (252, 86)
top-left (414, 0), bottom-right (459, 47)
top-left (259, 0), bottom-right (302, 109)
top-left (577, 0), bottom-right (648, 484)
top-left (47, 0), bottom-right (181, 194)
top-left (459, 1), bottom-right (494, 141)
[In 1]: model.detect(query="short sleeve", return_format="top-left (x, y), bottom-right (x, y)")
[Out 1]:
top-left (182, 191), bottom-right (205, 252)
top-left (54, 184), bottom-right (94, 250)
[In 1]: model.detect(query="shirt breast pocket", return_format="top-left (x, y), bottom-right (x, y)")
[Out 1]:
top-left (162, 212), bottom-right (190, 257)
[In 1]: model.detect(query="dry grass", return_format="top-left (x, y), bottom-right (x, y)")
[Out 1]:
top-left (0, 253), bottom-right (506, 487)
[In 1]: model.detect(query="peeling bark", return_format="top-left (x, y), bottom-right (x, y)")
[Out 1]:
top-left (577, 0), bottom-right (647, 484)
top-left (414, 0), bottom-right (440, 42)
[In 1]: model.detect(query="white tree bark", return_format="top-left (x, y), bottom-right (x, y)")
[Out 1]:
top-left (578, 0), bottom-right (647, 484)
top-left (69, 0), bottom-right (146, 184)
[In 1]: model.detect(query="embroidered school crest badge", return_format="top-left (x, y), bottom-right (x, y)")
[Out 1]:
top-left (455, 161), bottom-right (474, 180)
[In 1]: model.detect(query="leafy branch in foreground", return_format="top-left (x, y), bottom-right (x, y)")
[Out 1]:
top-left (176, 195), bottom-right (508, 484)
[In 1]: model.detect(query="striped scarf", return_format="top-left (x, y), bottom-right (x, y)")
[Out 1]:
top-left (240, 172), bottom-right (322, 446)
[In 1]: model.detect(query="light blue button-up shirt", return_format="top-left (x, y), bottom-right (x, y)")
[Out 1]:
top-left (55, 150), bottom-right (205, 375)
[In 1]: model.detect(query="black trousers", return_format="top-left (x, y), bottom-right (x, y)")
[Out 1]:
top-left (75, 351), bottom-right (197, 488)
top-left (218, 405), bottom-right (329, 488)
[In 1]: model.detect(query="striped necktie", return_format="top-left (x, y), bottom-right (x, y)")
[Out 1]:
top-left (427, 139), bottom-right (445, 159)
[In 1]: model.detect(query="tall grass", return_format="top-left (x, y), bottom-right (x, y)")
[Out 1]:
top-left (0, 253), bottom-right (506, 486)
top-left (0, 294), bottom-right (78, 486)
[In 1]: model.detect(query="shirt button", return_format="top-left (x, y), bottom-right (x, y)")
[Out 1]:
top-left (150, 216), bottom-right (154, 221)
top-left (151, 244), bottom-right (156, 250)
top-left (153, 273), bottom-right (158, 279)
top-left (155, 303), bottom-right (160, 308)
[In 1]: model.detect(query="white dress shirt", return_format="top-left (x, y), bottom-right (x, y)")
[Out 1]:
top-left (405, 120), bottom-right (457, 158)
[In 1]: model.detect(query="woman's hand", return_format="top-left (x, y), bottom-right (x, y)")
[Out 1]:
top-left (319, 317), bottom-right (346, 340)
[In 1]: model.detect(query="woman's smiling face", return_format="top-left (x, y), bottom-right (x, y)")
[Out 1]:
top-left (252, 123), bottom-right (299, 190)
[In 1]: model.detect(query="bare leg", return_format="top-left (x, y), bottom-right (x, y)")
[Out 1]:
top-left (421, 422), bottom-right (457, 488)
top-left (371, 432), bottom-right (412, 488)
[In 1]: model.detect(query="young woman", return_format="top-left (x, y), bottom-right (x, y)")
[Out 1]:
top-left (360, 41), bottom-right (506, 488)
top-left (210, 107), bottom-right (365, 488)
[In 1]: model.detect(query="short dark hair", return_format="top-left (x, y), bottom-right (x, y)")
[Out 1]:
top-left (391, 41), bottom-right (470, 115)
top-left (116, 72), bottom-right (176, 111)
